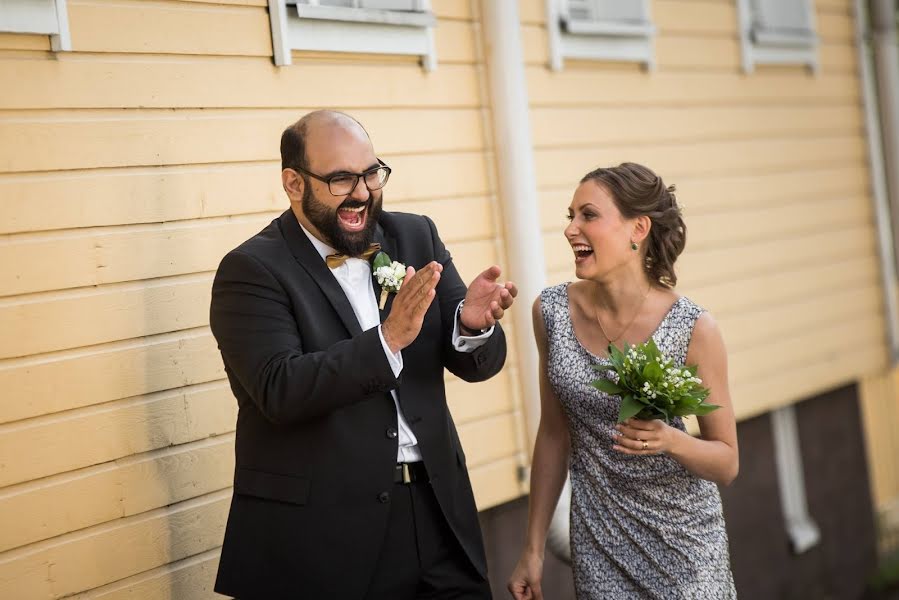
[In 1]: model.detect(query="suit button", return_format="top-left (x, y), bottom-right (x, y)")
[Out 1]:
top-left (386, 427), bottom-right (398, 439)
top-left (378, 491), bottom-right (390, 503)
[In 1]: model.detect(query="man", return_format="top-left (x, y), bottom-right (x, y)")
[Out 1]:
top-left (210, 110), bottom-right (516, 599)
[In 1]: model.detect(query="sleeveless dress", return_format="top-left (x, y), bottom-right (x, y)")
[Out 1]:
top-left (541, 283), bottom-right (736, 599)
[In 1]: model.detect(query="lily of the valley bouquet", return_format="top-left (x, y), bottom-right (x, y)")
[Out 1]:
top-left (590, 338), bottom-right (719, 423)
top-left (372, 252), bottom-right (406, 309)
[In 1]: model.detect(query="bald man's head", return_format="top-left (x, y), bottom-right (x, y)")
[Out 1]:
top-left (280, 110), bottom-right (370, 172)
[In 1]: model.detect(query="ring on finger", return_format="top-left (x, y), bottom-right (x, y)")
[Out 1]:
top-left (641, 440), bottom-right (648, 451)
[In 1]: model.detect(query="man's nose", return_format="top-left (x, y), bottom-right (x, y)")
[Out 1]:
top-left (348, 176), bottom-right (370, 201)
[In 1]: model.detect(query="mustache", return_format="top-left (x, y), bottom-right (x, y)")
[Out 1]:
top-left (339, 198), bottom-right (369, 211)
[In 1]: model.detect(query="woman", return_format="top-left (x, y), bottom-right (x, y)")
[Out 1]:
top-left (508, 163), bottom-right (738, 599)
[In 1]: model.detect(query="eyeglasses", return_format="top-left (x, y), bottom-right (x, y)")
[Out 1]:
top-left (293, 159), bottom-right (392, 196)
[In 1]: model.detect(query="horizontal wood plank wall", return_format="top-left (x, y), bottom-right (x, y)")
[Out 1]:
top-left (860, 367), bottom-right (899, 520)
top-left (0, 1), bottom-right (527, 598)
top-left (524, 0), bottom-right (888, 420)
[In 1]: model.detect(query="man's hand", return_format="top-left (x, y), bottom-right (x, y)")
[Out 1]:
top-left (460, 265), bottom-right (518, 332)
top-left (381, 262), bottom-right (442, 354)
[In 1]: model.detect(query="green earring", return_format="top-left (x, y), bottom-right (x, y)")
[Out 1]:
top-left (631, 241), bottom-right (639, 251)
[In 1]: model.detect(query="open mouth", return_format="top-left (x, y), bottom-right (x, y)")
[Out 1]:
top-left (337, 203), bottom-right (368, 232)
top-left (572, 244), bottom-right (594, 261)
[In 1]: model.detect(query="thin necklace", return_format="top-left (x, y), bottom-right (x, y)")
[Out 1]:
top-left (594, 285), bottom-right (652, 344)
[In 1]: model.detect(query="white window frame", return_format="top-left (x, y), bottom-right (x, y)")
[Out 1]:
top-left (0, 0), bottom-right (71, 51)
top-left (268, 0), bottom-right (437, 70)
top-left (736, 0), bottom-right (820, 73)
top-left (545, 0), bottom-right (656, 71)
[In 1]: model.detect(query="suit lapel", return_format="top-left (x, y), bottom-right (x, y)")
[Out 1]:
top-left (372, 222), bottom-right (399, 324)
top-left (278, 210), bottom-right (362, 338)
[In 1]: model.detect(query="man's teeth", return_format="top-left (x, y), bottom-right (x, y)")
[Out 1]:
top-left (340, 206), bottom-right (366, 213)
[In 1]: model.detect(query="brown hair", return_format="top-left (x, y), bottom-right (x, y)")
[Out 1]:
top-left (580, 162), bottom-right (686, 287)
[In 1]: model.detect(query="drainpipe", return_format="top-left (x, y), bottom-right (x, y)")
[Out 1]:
top-left (870, 0), bottom-right (899, 273)
top-left (856, 0), bottom-right (899, 362)
top-left (480, 2), bottom-right (546, 450)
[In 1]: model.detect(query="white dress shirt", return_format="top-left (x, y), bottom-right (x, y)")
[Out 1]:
top-left (299, 224), bottom-right (494, 462)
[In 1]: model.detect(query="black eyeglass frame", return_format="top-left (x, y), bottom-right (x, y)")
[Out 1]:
top-left (292, 158), bottom-right (392, 196)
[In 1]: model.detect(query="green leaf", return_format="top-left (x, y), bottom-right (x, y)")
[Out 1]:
top-left (693, 403), bottom-right (721, 416)
top-left (608, 343), bottom-right (625, 370)
top-left (372, 252), bottom-right (392, 270)
top-left (591, 364), bottom-right (617, 374)
top-left (643, 360), bottom-right (663, 381)
top-left (617, 395), bottom-right (645, 423)
top-left (591, 380), bottom-right (623, 395)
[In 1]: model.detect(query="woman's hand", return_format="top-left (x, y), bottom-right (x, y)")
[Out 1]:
top-left (508, 551), bottom-right (545, 600)
top-left (612, 418), bottom-right (682, 455)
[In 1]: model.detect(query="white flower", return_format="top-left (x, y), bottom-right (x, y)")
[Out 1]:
top-left (375, 262), bottom-right (406, 293)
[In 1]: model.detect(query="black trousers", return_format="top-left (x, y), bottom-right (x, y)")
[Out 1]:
top-left (362, 479), bottom-right (492, 600)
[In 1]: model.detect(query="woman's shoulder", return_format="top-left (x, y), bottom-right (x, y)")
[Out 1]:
top-left (675, 297), bottom-right (725, 353)
top-left (538, 281), bottom-right (572, 306)
top-left (669, 294), bottom-right (707, 322)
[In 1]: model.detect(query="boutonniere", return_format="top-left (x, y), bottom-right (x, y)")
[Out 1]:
top-left (372, 252), bottom-right (406, 309)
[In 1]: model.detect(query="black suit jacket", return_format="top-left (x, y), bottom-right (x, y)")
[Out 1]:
top-left (210, 209), bottom-right (507, 599)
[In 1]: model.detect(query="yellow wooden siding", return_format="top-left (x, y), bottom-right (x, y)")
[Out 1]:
top-left (0, 59), bottom-right (483, 109)
top-left (860, 368), bottom-right (899, 515)
top-left (0, 1), bottom-right (527, 597)
top-left (68, 0), bottom-right (272, 56)
top-left (0, 33), bottom-right (51, 51)
top-left (0, 329), bottom-right (223, 424)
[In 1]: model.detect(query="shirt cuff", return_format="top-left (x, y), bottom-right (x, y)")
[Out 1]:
top-left (377, 324), bottom-right (403, 378)
top-left (452, 301), bottom-right (494, 353)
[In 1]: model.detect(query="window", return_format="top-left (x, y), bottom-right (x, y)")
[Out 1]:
top-left (546, 0), bottom-right (656, 71)
top-left (0, 0), bottom-right (71, 51)
top-left (736, 0), bottom-right (819, 73)
top-left (268, 0), bottom-right (436, 69)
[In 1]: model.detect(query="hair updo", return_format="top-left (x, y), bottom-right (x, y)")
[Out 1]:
top-left (580, 162), bottom-right (686, 288)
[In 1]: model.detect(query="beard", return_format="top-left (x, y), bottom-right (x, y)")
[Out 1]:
top-left (302, 182), bottom-right (382, 257)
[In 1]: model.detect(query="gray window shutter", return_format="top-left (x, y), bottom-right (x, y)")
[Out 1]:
top-left (592, 0), bottom-right (649, 24)
top-left (751, 0), bottom-right (814, 36)
top-left (360, 0), bottom-right (419, 10)
top-left (306, 0), bottom-right (422, 10)
top-left (565, 0), bottom-right (648, 25)
top-left (565, 0), bottom-right (595, 22)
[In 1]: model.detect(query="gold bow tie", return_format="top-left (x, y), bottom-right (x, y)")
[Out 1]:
top-left (325, 243), bottom-right (381, 269)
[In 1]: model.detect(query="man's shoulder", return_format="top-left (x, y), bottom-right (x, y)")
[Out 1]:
top-left (218, 214), bottom-right (287, 270)
top-left (380, 210), bottom-right (432, 231)
top-left (379, 210), bottom-right (439, 244)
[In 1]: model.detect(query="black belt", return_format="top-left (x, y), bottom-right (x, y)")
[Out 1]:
top-left (394, 462), bottom-right (428, 484)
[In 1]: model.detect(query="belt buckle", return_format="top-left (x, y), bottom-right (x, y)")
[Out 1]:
top-left (402, 463), bottom-right (412, 484)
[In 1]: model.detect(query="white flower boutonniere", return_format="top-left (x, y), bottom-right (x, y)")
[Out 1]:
top-left (372, 252), bottom-right (406, 309)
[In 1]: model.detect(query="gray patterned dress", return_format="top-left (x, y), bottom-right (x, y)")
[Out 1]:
top-left (541, 283), bottom-right (736, 599)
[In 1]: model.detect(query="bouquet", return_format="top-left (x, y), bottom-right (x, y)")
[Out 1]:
top-left (590, 338), bottom-right (719, 423)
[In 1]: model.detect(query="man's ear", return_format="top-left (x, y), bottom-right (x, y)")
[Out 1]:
top-left (282, 168), bottom-right (304, 200)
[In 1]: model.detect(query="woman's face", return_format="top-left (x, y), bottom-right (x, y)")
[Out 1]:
top-left (565, 180), bottom-right (637, 281)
